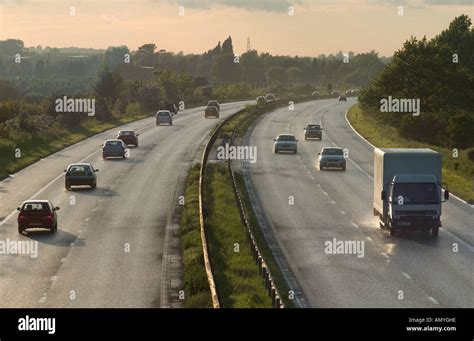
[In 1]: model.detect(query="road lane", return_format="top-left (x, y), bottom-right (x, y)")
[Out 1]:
top-left (247, 98), bottom-right (473, 307)
top-left (0, 101), bottom-right (251, 307)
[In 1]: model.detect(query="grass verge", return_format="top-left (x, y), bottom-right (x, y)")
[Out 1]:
top-left (347, 104), bottom-right (474, 203)
top-left (180, 164), bottom-right (213, 308)
top-left (204, 163), bottom-right (272, 308)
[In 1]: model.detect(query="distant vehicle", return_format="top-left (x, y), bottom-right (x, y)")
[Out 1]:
top-left (17, 200), bottom-right (59, 234)
top-left (64, 163), bottom-right (98, 190)
top-left (102, 139), bottom-right (127, 159)
top-left (312, 91), bottom-right (320, 97)
top-left (207, 100), bottom-right (220, 111)
top-left (374, 148), bottom-right (448, 238)
top-left (256, 96), bottom-right (267, 105)
top-left (304, 124), bottom-right (323, 140)
top-left (163, 103), bottom-right (178, 115)
top-left (331, 91), bottom-right (339, 96)
top-left (338, 94), bottom-right (347, 102)
top-left (265, 93), bottom-right (276, 102)
top-left (273, 134), bottom-right (298, 154)
top-left (204, 106), bottom-right (219, 119)
top-left (156, 110), bottom-right (173, 125)
top-left (318, 147), bottom-right (346, 170)
top-left (117, 130), bottom-right (139, 147)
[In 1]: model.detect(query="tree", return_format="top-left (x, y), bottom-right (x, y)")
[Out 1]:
top-left (265, 66), bottom-right (287, 83)
top-left (94, 66), bottom-right (123, 106)
top-left (240, 50), bottom-right (265, 83)
top-left (135, 43), bottom-right (157, 67)
top-left (287, 67), bottom-right (303, 82)
top-left (222, 36), bottom-right (234, 55)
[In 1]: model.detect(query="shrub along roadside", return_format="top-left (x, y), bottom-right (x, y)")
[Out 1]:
top-left (347, 104), bottom-right (474, 203)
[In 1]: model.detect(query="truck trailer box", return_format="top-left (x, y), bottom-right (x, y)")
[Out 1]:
top-left (373, 148), bottom-right (442, 216)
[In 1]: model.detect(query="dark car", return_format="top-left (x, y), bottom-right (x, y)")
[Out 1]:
top-left (117, 130), bottom-right (139, 147)
top-left (17, 200), bottom-right (59, 234)
top-left (207, 100), bottom-right (220, 111)
top-left (64, 163), bottom-right (99, 190)
top-left (102, 139), bottom-right (127, 159)
top-left (304, 124), bottom-right (323, 140)
top-left (256, 96), bottom-right (267, 105)
top-left (338, 94), bottom-right (347, 102)
top-left (156, 110), bottom-right (173, 125)
top-left (265, 93), bottom-right (276, 102)
top-left (163, 103), bottom-right (178, 115)
top-left (205, 106), bottom-right (219, 118)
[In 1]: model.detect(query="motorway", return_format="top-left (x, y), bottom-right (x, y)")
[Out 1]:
top-left (0, 101), bottom-right (251, 307)
top-left (247, 98), bottom-right (473, 308)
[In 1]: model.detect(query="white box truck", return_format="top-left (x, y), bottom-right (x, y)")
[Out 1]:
top-left (373, 148), bottom-right (449, 238)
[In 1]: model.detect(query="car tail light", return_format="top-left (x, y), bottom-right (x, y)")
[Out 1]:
top-left (18, 213), bottom-right (25, 220)
top-left (47, 213), bottom-right (54, 220)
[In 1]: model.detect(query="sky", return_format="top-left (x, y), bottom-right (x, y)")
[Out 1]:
top-left (0, 0), bottom-right (472, 57)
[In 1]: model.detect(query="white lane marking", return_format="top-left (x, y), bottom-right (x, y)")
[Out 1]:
top-left (428, 296), bottom-right (439, 305)
top-left (310, 176), bottom-right (315, 180)
top-left (317, 184), bottom-right (321, 187)
top-left (402, 272), bottom-right (412, 280)
top-left (331, 200), bottom-right (336, 204)
top-left (366, 236), bottom-right (373, 242)
top-left (340, 210), bottom-right (346, 215)
top-left (323, 191), bottom-right (328, 195)
top-left (60, 258), bottom-right (67, 263)
top-left (50, 276), bottom-right (57, 282)
top-left (38, 295), bottom-right (47, 304)
top-left (381, 252), bottom-right (390, 259)
top-left (78, 229), bottom-right (83, 234)
top-left (0, 149), bottom-right (100, 226)
top-left (351, 222), bottom-right (359, 228)
top-left (84, 218), bottom-right (89, 222)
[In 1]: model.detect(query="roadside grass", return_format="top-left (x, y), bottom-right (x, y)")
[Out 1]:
top-left (347, 104), bottom-right (474, 203)
top-left (204, 163), bottom-right (272, 308)
top-left (0, 102), bottom-right (149, 179)
top-left (180, 165), bottom-right (213, 308)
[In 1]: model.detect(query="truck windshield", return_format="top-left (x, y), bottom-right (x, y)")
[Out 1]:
top-left (392, 183), bottom-right (439, 205)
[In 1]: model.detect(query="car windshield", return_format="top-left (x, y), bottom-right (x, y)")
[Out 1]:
top-left (322, 148), bottom-right (343, 155)
top-left (307, 125), bottom-right (321, 130)
top-left (392, 183), bottom-right (439, 205)
top-left (278, 135), bottom-right (295, 141)
top-left (22, 202), bottom-right (50, 212)
top-left (158, 112), bottom-right (169, 116)
top-left (69, 165), bottom-right (91, 175)
top-left (106, 141), bottom-right (121, 146)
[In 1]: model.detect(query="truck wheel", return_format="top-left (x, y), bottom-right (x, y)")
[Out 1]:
top-left (431, 227), bottom-right (439, 238)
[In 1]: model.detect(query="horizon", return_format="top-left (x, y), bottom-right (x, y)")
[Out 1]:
top-left (0, 1), bottom-right (471, 58)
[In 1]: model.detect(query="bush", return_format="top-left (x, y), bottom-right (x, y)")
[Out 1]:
top-left (466, 147), bottom-right (474, 162)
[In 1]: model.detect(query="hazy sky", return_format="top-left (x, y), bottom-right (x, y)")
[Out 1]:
top-left (0, 0), bottom-right (472, 57)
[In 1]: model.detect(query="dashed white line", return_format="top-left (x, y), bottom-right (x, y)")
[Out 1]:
top-left (38, 295), bottom-right (47, 304)
top-left (366, 236), bottom-right (373, 242)
top-left (402, 272), bottom-right (412, 280)
top-left (330, 200), bottom-right (336, 204)
top-left (84, 218), bottom-right (90, 222)
top-left (340, 210), bottom-right (346, 215)
top-left (381, 252), bottom-right (390, 259)
top-left (351, 222), bottom-right (359, 228)
top-left (323, 191), bottom-right (328, 195)
top-left (50, 276), bottom-right (57, 282)
top-left (60, 258), bottom-right (67, 263)
top-left (428, 296), bottom-right (439, 305)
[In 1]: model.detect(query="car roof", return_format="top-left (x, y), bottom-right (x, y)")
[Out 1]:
top-left (306, 123), bottom-right (320, 126)
top-left (67, 162), bottom-right (93, 167)
top-left (322, 147), bottom-right (343, 150)
top-left (22, 200), bottom-right (50, 204)
top-left (119, 130), bottom-right (134, 133)
top-left (105, 139), bottom-right (123, 142)
top-left (277, 134), bottom-right (295, 137)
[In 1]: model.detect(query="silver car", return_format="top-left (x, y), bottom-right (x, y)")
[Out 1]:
top-left (274, 134), bottom-right (298, 154)
top-left (318, 147), bottom-right (346, 170)
top-left (64, 163), bottom-right (98, 190)
top-left (156, 110), bottom-right (173, 125)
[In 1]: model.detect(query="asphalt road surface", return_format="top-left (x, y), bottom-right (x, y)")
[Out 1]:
top-left (0, 101), bottom-right (251, 307)
top-left (247, 98), bottom-right (473, 308)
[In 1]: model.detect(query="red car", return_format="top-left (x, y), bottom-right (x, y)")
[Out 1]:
top-left (17, 200), bottom-right (59, 234)
top-left (116, 130), bottom-right (139, 147)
